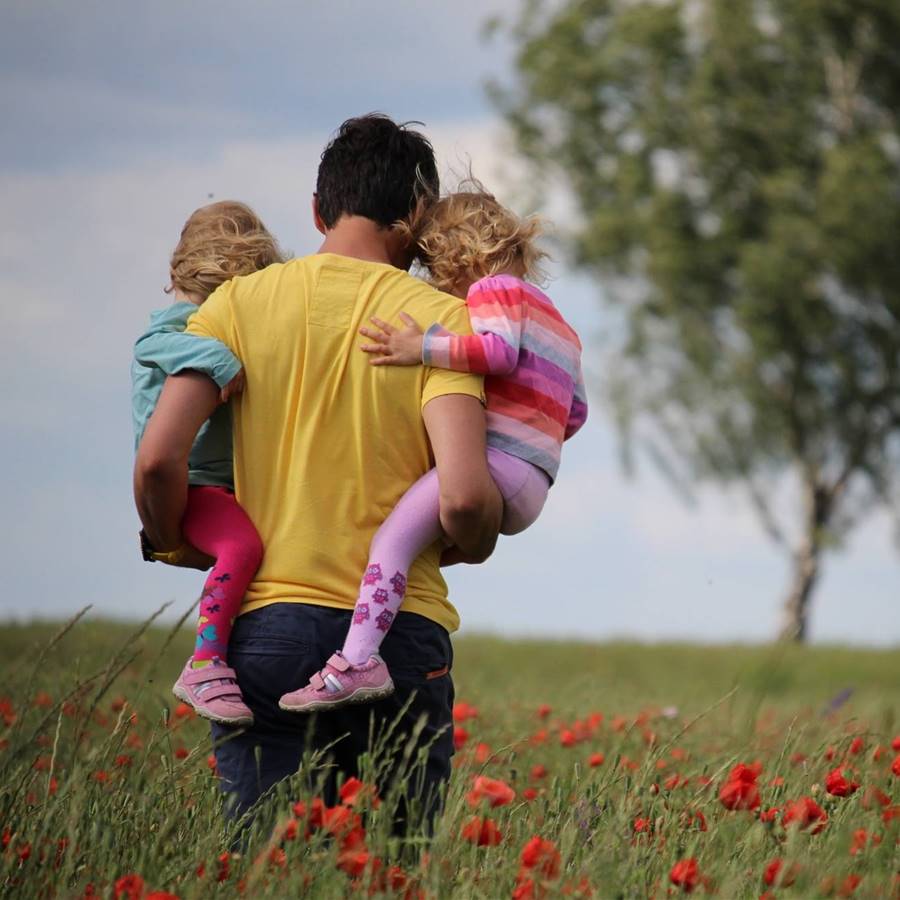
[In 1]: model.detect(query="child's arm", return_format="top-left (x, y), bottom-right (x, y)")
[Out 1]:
top-left (360, 281), bottom-right (525, 376)
top-left (565, 365), bottom-right (589, 440)
top-left (134, 330), bottom-right (244, 403)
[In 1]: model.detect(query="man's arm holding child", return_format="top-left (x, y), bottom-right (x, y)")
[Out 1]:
top-left (422, 394), bottom-right (502, 562)
top-left (134, 372), bottom-right (220, 566)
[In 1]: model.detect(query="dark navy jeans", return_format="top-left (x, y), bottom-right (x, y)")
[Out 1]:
top-left (210, 603), bottom-right (455, 834)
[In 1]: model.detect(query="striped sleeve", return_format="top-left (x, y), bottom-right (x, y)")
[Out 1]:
top-left (421, 280), bottom-right (524, 375)
top-left (565, 364), bottom-right (588, 440)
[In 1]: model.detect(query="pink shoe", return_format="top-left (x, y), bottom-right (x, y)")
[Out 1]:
top-left (172, 657), bottom-right (254, 726)
top-left (278, 652), bottom-right (394, 713)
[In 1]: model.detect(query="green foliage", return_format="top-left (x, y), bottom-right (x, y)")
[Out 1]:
top-left (494, 0), bottom-right (900, 633)
top-left (0, 618), bottom-right (898, 897)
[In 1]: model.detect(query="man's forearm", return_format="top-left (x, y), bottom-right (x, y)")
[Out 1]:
top-left (133, 371), bottom-right (220, 552)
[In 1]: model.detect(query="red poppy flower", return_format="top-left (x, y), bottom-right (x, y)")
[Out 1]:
top-left (536, 704), bottom-right (552, 719)
top-left (336, 848), bottom-right (371, 878)
top-left (891, 755), bottom-right (900, 777)
top-left (782, 797), bottom-right (828, 833)
top-left (633, 817), bottom-right (652, 833)
top-left (466, 775), bottom-right (515, 808)
top-left (848, 737), bottom-right (864, 755)
top-left (453, 701), bottom-right (479, 722)
top-left (560, 729), bottom-right (577, 747)
top-left (460, 815), bottom-right (502, 846)
top-left (719, 763), bottom-right (761, 810)
top-left (453, 726), bottom-right (469, 750)
top-left (763, 859), bottom-right (798, 887)
top-left (113, 875), bottom-right (145, 900)
top-left (530, 764), bottom-right (548, 781)
top-left (0, 698), bottom-right (16, 727)
top-left (849, 828), bottom-right (881, 856)
top-left (338, 777), bottom-right (379, 809)
top-left (145, 893), bottom-right (179, 900)
top-left (512, 877), bottom-right (539, 900)
top-left (520, 836), bottom-right (561, 880)
top-left (838, 874), bottom-right (862, 897)
top-left (891, 735), bottom-right (900, 752)
top-left (522, 788), bottom-right (539, 801)
top-left (588, 753), bottom-right (604, 768)
top-left (759, 806), bottom-right (780, 823)
top-left (681, 809), bottom-right (707, 832)
top-left (669, 857), bottom-right (700, 893)
top-left (825, 767), bottom-right (859, 797)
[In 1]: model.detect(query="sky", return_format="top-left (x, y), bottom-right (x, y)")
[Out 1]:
top-left (1, 0), bottom-right (897, 645)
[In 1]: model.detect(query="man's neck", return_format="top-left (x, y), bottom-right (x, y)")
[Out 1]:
top-left (317, 216), bottom-right (410, 269)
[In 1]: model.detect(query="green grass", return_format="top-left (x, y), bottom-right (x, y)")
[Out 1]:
top-left (0, 614), bottom-right (898, 898)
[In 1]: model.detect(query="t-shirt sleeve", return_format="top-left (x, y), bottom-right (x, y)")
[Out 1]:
top-left (421, 299), bottom-right (485, 410)
top-left (184, 281), bottom-right (239, 353)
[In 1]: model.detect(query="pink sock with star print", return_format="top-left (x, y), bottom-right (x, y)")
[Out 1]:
top-left (341, 470), bottom-right (444, 665)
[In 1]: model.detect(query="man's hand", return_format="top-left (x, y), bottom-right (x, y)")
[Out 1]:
top-left (440, 546), bottom-right (483, 567)
top-left (359, 313), bottom-right (424, 366)
top-left (167, 544), bottom-right (215, 571)
top-left (219, 367), bottom-right (246, 404)
top-left (423, 394), bottom-right (502, 562)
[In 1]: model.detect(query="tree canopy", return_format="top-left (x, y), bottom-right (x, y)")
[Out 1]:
top-left (495, 0), bottom-right (900, 639)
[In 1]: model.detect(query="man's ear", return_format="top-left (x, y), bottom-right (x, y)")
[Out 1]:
top-left (312, 194), bottom-right (327, 235)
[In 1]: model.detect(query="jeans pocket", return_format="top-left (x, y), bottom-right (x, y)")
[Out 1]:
top-left (229, 634), bottom-right (313, 658)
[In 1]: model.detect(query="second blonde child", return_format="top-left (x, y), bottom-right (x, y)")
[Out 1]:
top-left (279, 186), bottom-right (587, 712)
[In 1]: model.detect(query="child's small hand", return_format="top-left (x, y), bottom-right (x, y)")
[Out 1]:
top-left (220, 368), bottom-right (245, 403)
top-left (359, 313), bottom-right (424, 366)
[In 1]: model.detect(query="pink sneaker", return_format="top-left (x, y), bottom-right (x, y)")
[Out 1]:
top-left (172, 657), bottom-right (254, 726)
top-left (278, 652), bottom-right (394, 713)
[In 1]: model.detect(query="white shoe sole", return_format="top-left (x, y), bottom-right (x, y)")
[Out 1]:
top-left (278, 679), bottom-right (395, 714)
top-left (172, 682), bottom-right (254, 727)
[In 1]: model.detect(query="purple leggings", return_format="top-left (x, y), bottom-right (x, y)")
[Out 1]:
top-left (341, 448), bottom-right (549, 664)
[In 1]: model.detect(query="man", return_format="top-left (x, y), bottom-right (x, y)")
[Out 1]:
top-left (134, 114), bottom-right (503, 830)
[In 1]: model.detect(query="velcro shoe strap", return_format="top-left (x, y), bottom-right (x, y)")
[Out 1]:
top-left (196, 684), bottom-right (241, 702)
top-left (309, 672), bottom-right (326, 691)
top-left (184, 666), bottom-right (237, 685)
top-left (326, 653), bottom-right (351, 672)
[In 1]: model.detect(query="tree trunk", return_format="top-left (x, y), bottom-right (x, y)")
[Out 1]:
top-left (777, 478), bottom-right (829, 643)
top-left (777, 538), bottom-right (820, 642)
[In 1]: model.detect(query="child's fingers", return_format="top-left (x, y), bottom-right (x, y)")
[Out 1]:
top-left (368, 354), bottom-right (396, 366)
top-left (358, 326), bottom-right (389, 342)
top-left (360, 343), bottom-right (388, 354)
top-left (398, 312), bottom-right (420, 330)
top-left (369, 316), bottom-right (394, 334)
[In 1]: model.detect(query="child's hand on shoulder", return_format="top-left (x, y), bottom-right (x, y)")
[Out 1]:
top-left (220, 368), bottom-right (246, 403)
top-left (359, 313), bottom-right (423, 366)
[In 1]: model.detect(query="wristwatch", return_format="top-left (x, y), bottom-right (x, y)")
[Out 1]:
top-left (139, 529), bottom-right (188, 565)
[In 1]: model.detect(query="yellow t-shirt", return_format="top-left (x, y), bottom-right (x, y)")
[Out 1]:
top-left (186, 253), bottom-right (483, 633)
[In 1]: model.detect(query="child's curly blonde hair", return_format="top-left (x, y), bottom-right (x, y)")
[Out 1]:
top-left (167, 200), bottom-right (284, 301)
top-left (401, 181), bottom-right (547, 295)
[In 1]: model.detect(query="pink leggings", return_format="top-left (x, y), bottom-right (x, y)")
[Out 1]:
top-left (341, 448), bottom-right (550, 664)
top-left (181, 486), bottom-right (263, 663)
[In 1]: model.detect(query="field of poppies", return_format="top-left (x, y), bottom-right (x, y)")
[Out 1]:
top-left (0, 610), bottom-right (898, 898)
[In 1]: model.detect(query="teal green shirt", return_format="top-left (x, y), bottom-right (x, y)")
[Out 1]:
top-left (131, 301), bottom-right (242, 488)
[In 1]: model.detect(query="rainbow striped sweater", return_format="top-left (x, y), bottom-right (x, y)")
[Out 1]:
top-left (422, 274), bottom-right (587, 481)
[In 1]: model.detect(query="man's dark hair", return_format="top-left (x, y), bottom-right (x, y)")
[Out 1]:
top-left (316, 113), bottom-right (439, 230)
